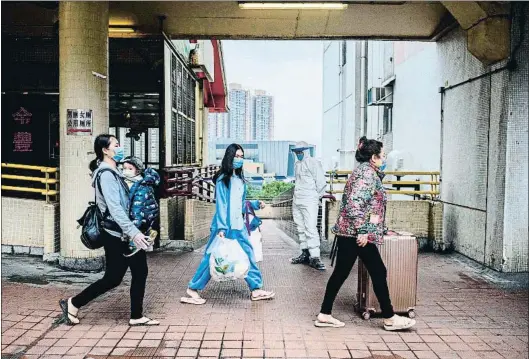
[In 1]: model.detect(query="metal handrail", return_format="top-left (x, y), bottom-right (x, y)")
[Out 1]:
top-left (326, 170), bottom-right (441, 176)
top-left (161, 165), bottom-right (220, 201)
top-left (1, 163), bottom-right (60, 203)
top-left (326, 169), bottom-right (440, 199)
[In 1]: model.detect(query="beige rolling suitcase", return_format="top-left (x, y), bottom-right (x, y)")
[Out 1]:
top-left (355, 231), bottom-right (418, 320)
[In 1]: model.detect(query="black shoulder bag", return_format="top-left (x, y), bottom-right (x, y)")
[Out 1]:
top-left (77, 169), bottom-right (124, 249)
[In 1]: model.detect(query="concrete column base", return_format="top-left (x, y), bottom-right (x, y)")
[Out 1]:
top-left (58, 256), bottom-right (105, 272)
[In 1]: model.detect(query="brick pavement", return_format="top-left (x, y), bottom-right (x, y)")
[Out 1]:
top-left (1, 221), bottom-right (528, 359)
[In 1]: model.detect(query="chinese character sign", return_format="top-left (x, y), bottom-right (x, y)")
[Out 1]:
top-left (67, 109), bottom-right (93, 135)
top-left (12, 107), bottom-right (32, 125)
top-left (12, 107), bottom-right (33, 152)
top-left (13, 132), bottom-right (33, 152)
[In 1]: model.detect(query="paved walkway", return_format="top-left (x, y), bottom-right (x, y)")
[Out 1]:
top-left (2, 221), bottom-right (528, 359)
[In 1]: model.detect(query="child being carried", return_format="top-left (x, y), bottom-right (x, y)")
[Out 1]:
top-left (122, 156), bottom-right (160, 257)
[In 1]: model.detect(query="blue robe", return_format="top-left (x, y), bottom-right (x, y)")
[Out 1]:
top-left (188, 175), bottom-right (263, 291)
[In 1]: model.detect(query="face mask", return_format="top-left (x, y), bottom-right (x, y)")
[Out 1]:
top-left (296, 152), bottom-right (304, 161)
top-left (123, 168), bottom-right (136, 178)
top-left (379, 161), bottom-right (387, 171)
top-left (111, 146), bottom-right (124, 163)
top-left (233, 157), bottom-right (244, 169)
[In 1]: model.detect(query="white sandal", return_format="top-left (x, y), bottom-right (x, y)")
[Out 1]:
top-left (181, 288), bottom-right (207, 305)
top-left (383, 315), bottom-right (416, 331)
top-left (129, 317), bottom-right (160, 326)
top-left (314, 314), bottom-right (345, 328)
top-left (250, 290), bottom-right (275, 301)
top-left (180, 296), bottom-right (207, 305)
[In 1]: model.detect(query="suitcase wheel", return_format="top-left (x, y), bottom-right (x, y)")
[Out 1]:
top-left (408, 309), bottom-right (416, 319)
top-left (362, 311), bottom-right (371, 320)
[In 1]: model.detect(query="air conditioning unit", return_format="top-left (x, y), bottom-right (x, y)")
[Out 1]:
top-left (367, 87), bottom-right (393, 106)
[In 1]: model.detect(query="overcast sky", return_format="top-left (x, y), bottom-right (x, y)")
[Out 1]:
top-left (222, 40), bottom-right (324, 153)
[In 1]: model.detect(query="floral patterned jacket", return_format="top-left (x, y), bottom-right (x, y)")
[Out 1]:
top-left (331, 162), bottom-right (387, 244)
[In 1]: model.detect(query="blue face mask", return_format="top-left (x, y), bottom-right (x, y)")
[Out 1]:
top-left (112, 147), bottom-right (124, 163)
top-left (233, 157), bottom-right (244, 169)
top-left (379, 161), bottom-right (387, 172)
top-left (296, 152), bottom-right (304, 161)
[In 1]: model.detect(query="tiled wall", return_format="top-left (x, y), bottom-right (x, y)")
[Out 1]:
top-left (184, 200), bottom-right (216, 242)
top-left (438, 5), bottom-right (528, 272)
top-left (159, 197), bottom-right (185, 243)
top-left (1, 198), bottom-right (59, 255)
top-left (325, 200), bottom-right (443, 247)
top-left (159, 197), bottom-right (214, 242)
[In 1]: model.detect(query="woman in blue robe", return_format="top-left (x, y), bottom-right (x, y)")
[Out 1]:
top-left (180, 143), bottom-right (276, 305)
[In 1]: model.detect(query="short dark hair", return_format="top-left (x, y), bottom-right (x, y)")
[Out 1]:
top-left (355, 136), bottom-right (383, 163)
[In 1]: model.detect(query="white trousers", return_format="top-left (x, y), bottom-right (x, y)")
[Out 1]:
top-left (292, 198), bottom-right (320, 258)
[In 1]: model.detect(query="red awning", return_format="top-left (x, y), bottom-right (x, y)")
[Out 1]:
top-left (201, 40), bottom-right (228, 113)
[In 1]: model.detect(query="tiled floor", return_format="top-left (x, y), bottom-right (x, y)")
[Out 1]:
top-left (1, 221), bottom-right (528, 359)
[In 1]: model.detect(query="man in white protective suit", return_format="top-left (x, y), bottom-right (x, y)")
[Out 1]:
top-left (290, 141), bottom-right (327, 270)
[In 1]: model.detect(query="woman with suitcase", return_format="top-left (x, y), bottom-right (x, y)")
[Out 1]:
top-left (315, 136), bottom-right (416, 331)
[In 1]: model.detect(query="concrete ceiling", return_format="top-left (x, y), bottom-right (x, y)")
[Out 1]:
top-left (2, 1), bottom-right (456, 40)
top-left (111, 1), bottom-right (454, 40)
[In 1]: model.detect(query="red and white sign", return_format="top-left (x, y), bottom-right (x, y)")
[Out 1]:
top-left (67, 109), bottom-right (93, 135)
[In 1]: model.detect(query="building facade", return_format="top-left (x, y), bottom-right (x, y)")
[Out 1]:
top-left (209, 86), bottom-right (275, 143)
top-left (208, 140), bottom-right (315, 178)
top-left (1, 5), bottom-right (228, 270)
top-left (207, 112), bottom-right (229, 141)
top-left (321, 4), bottom-right (528, 272)
top-left (227, 83), bottom-right (251, 141)
top-left (252, 90), bottom-right (274, 141)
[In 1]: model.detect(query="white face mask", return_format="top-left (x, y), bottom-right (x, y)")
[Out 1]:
top-left (123, 169), bottom-right (136, 178)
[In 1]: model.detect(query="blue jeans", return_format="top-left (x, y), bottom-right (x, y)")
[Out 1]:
top-left (188, 230), bottom-right (263, 291)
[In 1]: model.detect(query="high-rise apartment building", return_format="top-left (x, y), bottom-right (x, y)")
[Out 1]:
top-left (252, 90), bottom-right (274, 141)
top-left (208, 84), bottom-right (275, 142)
top-left (228, 83), bottom-right (251, 141)
top-left (208, 112), bottom-right (229, 141)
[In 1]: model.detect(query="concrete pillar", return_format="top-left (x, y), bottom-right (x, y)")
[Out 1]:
top-left (442, 2), bottom-right (510, 65)
top-left (58, 2), bottom-right (109, 271)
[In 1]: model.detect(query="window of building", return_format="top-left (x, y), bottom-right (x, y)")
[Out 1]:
top-left (383, 105), bottom-right (393, 134)
top-left (341, 41), bottom-right (347, 66)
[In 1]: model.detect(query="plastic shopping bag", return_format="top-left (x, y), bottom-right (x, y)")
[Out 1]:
top-left (250, 229), bottom-right (263, 263)
top-left (207, 236), bottom-right (250, 282)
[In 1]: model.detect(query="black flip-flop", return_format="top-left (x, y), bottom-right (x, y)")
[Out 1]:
top-left (59, 299), bottom-right (78, 325)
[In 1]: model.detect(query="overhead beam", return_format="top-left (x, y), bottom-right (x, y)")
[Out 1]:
top-left (442, 1), bottom-right (511, 65)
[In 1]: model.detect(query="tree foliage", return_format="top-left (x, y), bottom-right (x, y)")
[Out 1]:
top-left (247, 181), bottom-right (294, 199)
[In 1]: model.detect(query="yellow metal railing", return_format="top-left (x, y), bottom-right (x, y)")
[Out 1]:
top-left (1, 163), bottom-right (60, 203)
top-left (326, 170), bottom-right (440, 199)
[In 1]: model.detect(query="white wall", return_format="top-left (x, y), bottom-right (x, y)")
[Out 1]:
top-left (321, 41), bottom-right (361, 172)
top-left (321, 41), bottom-right (341, 172)
top-left (392, 42), bottom-right (441, 172)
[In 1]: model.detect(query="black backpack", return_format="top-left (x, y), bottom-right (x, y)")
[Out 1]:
top-left (77, 169), bottom-right (124, 249)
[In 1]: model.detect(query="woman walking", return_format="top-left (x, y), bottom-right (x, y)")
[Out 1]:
top-left (315, 136), bottom-right (416, 331)
top-left (181, 143), bottom-right (275, 304)
top-left (59, 134), bottom-right (159, 326)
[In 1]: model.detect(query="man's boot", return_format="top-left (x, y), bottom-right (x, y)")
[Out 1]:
top-left (290, 249), bottom-right (310, 264)
top-left (309, 257), bottom-right (326, 271)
